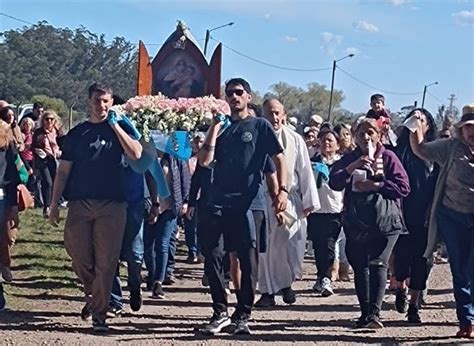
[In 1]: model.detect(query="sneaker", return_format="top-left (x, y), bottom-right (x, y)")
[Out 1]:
top-left (201, 274), bottom-right (209, 287)
top-left (456, 325), bottom-right (474, 338)
top-left (395, 287), bottom-right (409, 313)
top-left (201, 312), bottom-right (231, 335)
top-left (151, 281), bottom-right (165, 299)
top-left (281, 287), bottom-right (296, 304)
top-left (234, 318), bottom-right (251, 335)
top-left (0, 284), bottom-right (5, 311)
top-left (321, 277), bottom-right (334, 297)
top-left (312, 278), bottom-right (323, 293)
top-left (365, 314), bottom-right (384, 329)
top-left (106, 306), bottom-right (122, 318)
top-left (186, 255), bottom-right (199, 264)
top-left (1, 266), bottom-right (13, 283)
top-left (162, 275), bottom-right (176, 286)
top-left (254, 293), bottom-right (276, 308)
top-left (81, 302), bottom-right (93, 321)
top-left (355, 314), bottom-right (369, 328)
top-left (130, 289), bottom-right (142, 312)
top-left (407, 304), bottom-right (421, 324)
top-left (92, 318), bottom-right (109, 332)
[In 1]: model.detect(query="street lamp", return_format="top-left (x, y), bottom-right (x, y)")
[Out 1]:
top-left (328, 53), bottom-right (355, 123)
top-left (203, 22), bottom-right (234, 56)
top-left (421, 81), bottom-right (438, 109)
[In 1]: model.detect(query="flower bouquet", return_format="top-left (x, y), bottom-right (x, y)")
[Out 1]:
top-left (115, 93), bottom-right (230, 141)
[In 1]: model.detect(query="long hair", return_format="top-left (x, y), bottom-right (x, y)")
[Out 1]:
top-left (0, 122), bottom-right (12, 149)
top-left (397, 108), bottom-right (438, 147)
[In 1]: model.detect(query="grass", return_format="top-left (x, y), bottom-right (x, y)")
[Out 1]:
top-left (5, 208), bottom-right (79, 310)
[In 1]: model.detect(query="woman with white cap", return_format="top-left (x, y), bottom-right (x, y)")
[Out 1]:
top-left (410, 104), bottom-right (474, 339)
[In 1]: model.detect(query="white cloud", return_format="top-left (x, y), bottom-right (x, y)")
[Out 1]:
top-left (387, 0), bottom-right (408, 6)
top-left (320, 32), bottom-right (343, 55)
top-left (453, 10), bottom-right (474, 25)
top-left (284, 35), bottom-right (298, 43)
top-left (345, 47), bottom-right (360, 56)
top-left (264, 13), bottom-right (271, 20)
top-left (353, 20), bottom-right (379, 33)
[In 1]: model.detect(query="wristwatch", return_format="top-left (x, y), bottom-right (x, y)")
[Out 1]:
top-left (279, 185), bottom-right (289, 194)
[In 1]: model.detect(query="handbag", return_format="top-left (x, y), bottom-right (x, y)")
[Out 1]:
top-left (17, 184), bottom-right (34, 211)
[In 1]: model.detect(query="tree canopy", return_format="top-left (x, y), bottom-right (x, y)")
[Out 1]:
top-left (0, 21), bottom-right (137, 114)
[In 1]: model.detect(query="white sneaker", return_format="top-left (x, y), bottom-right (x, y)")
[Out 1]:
top-left (312, 278), bottom-right (322, 293)
top-left (321, 277), bottom-right (334, 297)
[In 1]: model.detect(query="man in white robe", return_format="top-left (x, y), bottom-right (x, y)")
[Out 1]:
top-left (255, 99), bottom-right (320, 307)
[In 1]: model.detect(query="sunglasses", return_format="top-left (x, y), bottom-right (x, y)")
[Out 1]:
top-left (225, 89), bottom-right (245, 97)
top-left (44, 118), bottom-right (55, 121)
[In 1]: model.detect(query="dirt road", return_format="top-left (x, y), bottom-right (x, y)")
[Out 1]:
top-left (0, 249), bottom-right (460, 345)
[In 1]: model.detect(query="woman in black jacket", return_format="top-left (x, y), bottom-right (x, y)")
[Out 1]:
top-left (393, 108), bottom-right (438, 323)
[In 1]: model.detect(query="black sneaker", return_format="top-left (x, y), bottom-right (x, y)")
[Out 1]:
top-left (201, 274), bottom-right (209, 287)
top-left (106, 306), bottom-right (122, 318)
top-left (407, 304), bottom-right (422, 324)
top-left (395, 287), bottom-right (409, 313)
top-left (202, 312), bottom-right (231, 335)
top-left (365, 314), bottom-right (384, 329)
top-left (151, 281), bottom-right (165, 299)
top-left (162, 275), bottom-right (176, 285)
top-left (92, 318), bottom-right (109, 332)
top-left (254, 294), bottom-right (276, 308)
top-left (355, 314), bottom-right (369, 328)
top-left (281, 287), bottom-right (296, 305)
top-left (234, 318), bottom-right (251, 335)
top-left (81, 302), bottom-right (93, 321)
top-left (186, 255), bottom-right (199, 264)
top-left (130, 289), bottom-right (142, 312)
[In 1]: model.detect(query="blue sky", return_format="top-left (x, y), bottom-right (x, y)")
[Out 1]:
top-left (1, 0), bottom-right (473, 115)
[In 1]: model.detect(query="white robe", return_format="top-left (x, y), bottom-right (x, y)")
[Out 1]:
top-left (258, 126), bottom-right (320, 294)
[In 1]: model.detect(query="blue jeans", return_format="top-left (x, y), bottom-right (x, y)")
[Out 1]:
top-left (184, 214), bottom-right (198, 257)
top-left (143, 210), bottom-right (177, 284)
top-left (167, 225), bottom-right (178, 277)
top-left (438, 204), bottom-right (474, 326)
top-left (110, 202), bottom-right (145, 309)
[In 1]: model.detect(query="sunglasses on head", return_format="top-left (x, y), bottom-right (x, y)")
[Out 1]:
top-left (225, 89), bottom-right (245, 97)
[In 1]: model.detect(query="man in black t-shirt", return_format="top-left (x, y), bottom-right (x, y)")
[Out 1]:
top-left (198, 78), bottom-right (288, 335)
top-left (49, 83), bottom-right (142, 332)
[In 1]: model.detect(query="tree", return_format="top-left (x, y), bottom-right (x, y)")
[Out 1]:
top-left (264, 82), bottom-right (344, 125)
top-left (0, 22), bottom-right (137, 112)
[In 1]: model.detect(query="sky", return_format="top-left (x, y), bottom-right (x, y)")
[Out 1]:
top-left (1, 0), bottom-right (473, 115)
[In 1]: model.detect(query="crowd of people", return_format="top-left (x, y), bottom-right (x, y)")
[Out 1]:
top-left (0, 80), bottom-right (473, 339)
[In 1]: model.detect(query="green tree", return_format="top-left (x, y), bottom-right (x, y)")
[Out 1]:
top-left (0, 22), bottom-right (137, 112)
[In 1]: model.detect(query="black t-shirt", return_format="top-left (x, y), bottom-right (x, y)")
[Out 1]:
top-left (213, 116), bottom-right (283, 211)
top-left (61, 121), bottom-right (129, 202)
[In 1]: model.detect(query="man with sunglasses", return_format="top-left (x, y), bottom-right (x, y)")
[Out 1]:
top-left (198, 78), bottom-right (288, 335)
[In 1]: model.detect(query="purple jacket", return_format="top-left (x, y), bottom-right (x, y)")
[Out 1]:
top-left (329, 145), bottom-right (410, 201)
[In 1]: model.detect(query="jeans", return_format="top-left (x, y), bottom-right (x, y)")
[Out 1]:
top-left (110, 202), bottom-right (145, 309)
top-left (345, 229), bottom-right (399, 318)
top-left (393, 224), bottom-right (431, 291)
top-left (438, 204), bottom-right (474, 326)
top-left (307, 213), bottom-right (342, 280)
top-left (36, 157), bottom-right (57, 211)
top-left (166, 225), bottom-right (178, 278)
top-left (184, 213), bottom-right (198, 257)
top-left (143, 210), bottom-right (177, 284)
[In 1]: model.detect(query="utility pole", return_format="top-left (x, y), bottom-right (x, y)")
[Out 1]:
top-left (448, 94), bottom-right (456, 115)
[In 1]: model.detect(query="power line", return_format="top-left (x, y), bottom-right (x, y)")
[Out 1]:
top-left (212, 37), bottom-right (332, 72)
top-left (426, 90), bottom-right (444, 104)
top-left (0, 12), bottom-right (34, 25)
top-left (336, 66), bottom-right (423, 96)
